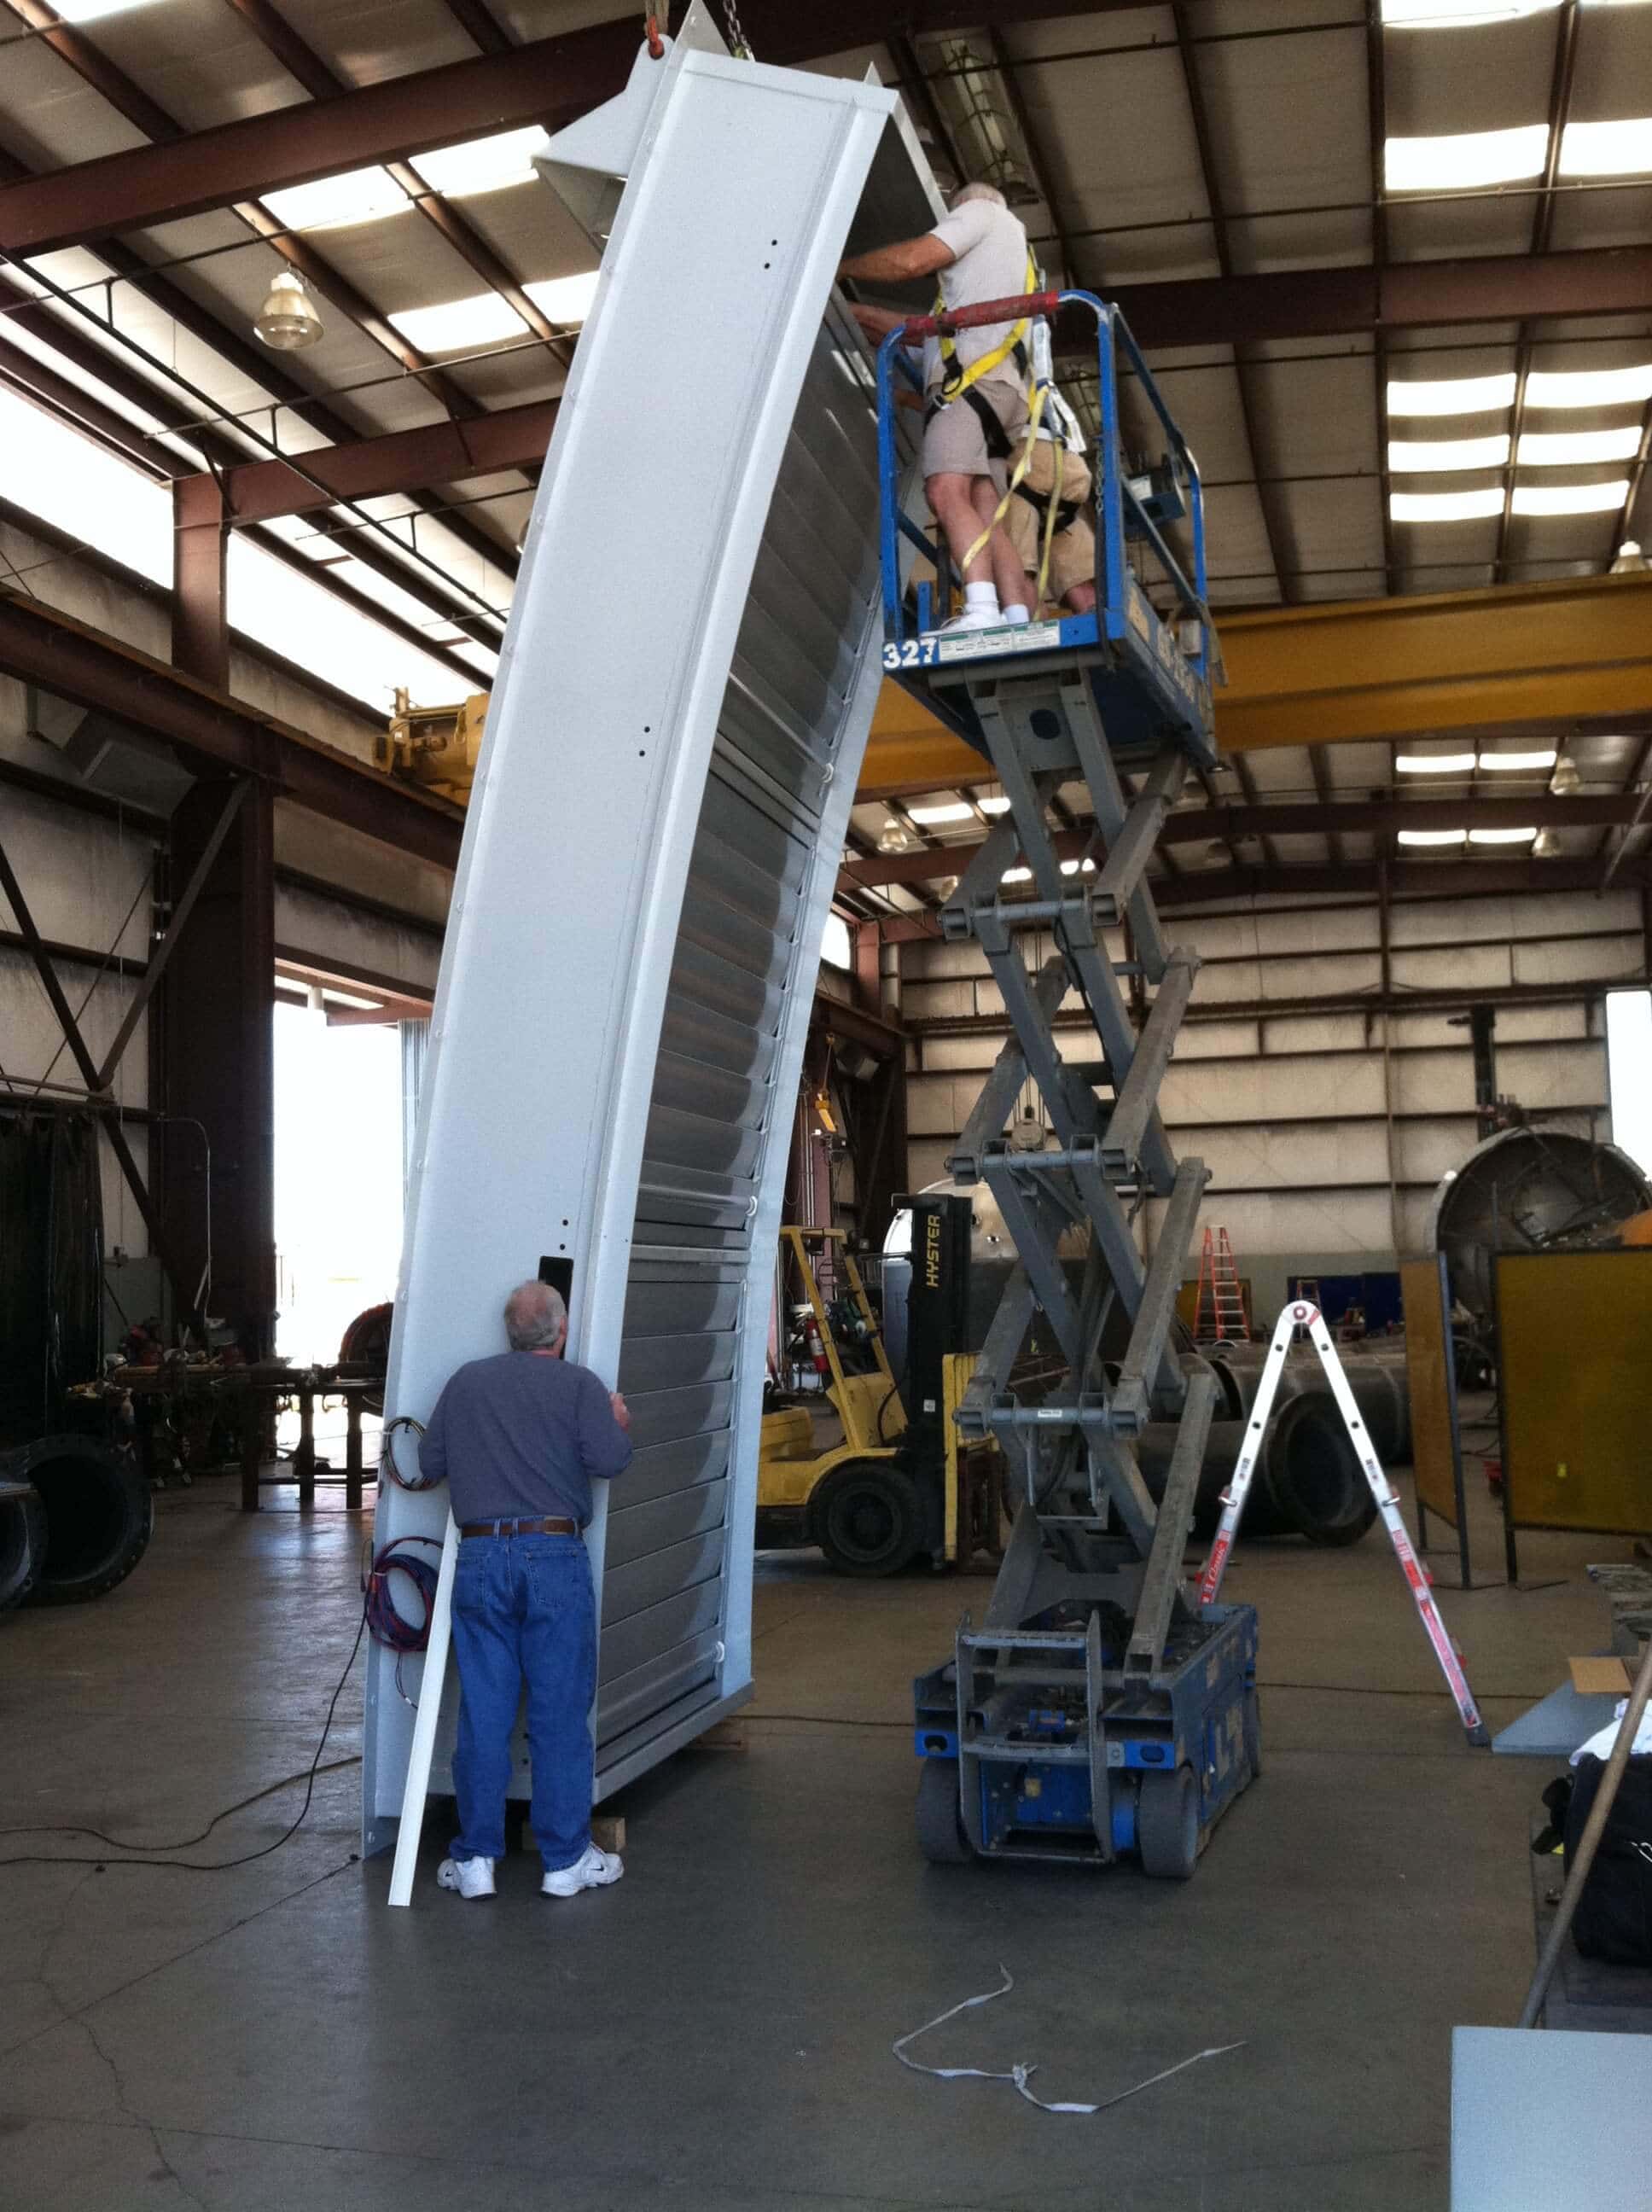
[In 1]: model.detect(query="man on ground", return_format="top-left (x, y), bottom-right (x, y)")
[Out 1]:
top-left (420, 1278), bottom-right (632, 1901)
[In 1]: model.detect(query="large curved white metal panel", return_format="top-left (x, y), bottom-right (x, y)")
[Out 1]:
top-left (364, 18), bottom-right (938, 1858)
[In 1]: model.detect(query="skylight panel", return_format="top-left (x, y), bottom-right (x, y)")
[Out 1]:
top-left (1516, 427), bottom-right (1642, 465)
top-left (387, 294), bottom-right (529, 353)
top-left (407, 130), bottom-right (553, 198)
top-left (1469, 825), bottom-right (1539, 843)
top-left (1001, 866), bottom-right (1033, 883)
top-left (1388, 434), bottom-right (1510, 473)
top-left (522, 271), bottom-right (601, 326)
top-left (1510, 479), bottom-right (1630, 515)
top-left (907, 801), bottom-right (975, 824)
top-left (1479, 748), bottom-right (1558, 770)
top-left (1559, 117), bottom-right (1652, 177)
top-left (0, 383), bottom-right (171, 586)
top-left (1396, 752), bottom-right (1479, 773)
top-left (1524, 364), bottom-right (1652, 409)
top-left (262, 168), bottom-right (409, 232)
top-left (1382, 0), bottom-right (1556, 22)
top-left (51, 0), bottom-right (162, 17)
top-left (1387, 372), bottom-right (1516, 417)
top-left (1385, 125), bottom-right (1548, 193)
top-left (977, 795), bottom-right (1013, 814)
top-left (1390, 487), bottom-right (1506, 521)
top-left (1397, 829), bottom-right (1469, 846)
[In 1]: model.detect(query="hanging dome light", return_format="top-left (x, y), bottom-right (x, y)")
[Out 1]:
top-left (254, 270), bottom-right (324, 351)
top-left (1609, 538), bottom-right (1646, 574)
top-left (1550, 754), bottom-right (1582, 796)
top-left (876, 819), bottom-right (918, 854)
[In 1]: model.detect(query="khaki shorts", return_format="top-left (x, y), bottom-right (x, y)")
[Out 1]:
top-left (1003, 440), bottom-right (1096, 602)
top-left (921, 373), bottom-right (1029, 483)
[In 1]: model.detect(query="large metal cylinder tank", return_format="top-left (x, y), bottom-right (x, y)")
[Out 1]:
top-left (1429, 1126), bottom-right (1652, 1323)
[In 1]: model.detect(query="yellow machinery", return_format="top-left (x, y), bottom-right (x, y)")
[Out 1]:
top-left (377, 689), bottom-right (488, 804)
top-left (758, 1219), bottom-right (1002, 1576)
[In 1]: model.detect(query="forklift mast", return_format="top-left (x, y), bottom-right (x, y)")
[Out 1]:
top-left (898, 1192), bottom-right (974, 1456)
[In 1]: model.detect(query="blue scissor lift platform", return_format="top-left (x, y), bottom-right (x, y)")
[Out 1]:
top-left (874, 290), bottom-right (1258, 1877)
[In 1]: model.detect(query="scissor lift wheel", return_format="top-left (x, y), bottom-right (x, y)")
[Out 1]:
top-left (916, 1758), bottom-right (971, 1865)
top-left (1137, 1766), bottom-right (1200, 1881)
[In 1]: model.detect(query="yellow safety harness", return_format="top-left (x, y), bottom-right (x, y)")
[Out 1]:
top-left (930, 247), bottom-right (1067, 608)
top-left (934, 247), bottom-right (1039, 404)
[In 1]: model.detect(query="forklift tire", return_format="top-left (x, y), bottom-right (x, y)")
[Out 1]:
top-left (1137, 1766), bottom-right (1199, 1880)
top-left (810, 1459), bottom-right (922, 1578)
top-left (916, 1758), bottom-right (972, 1865)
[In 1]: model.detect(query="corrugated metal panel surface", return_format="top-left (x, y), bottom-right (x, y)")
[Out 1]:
top-left (598, 312), bottom-right (884, 1763)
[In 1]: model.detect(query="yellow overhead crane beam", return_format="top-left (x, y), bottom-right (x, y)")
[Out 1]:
top-left (381, 573), bottom-right (1652, 809)
top-left (858, 572), bottom-right (1652, 799)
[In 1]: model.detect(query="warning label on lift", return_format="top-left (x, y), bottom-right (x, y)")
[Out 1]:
top-left (883, 620), bottom-right (1063, 672)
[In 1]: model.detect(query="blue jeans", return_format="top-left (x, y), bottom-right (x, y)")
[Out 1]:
top-left (448, 1533), bottom-right (596, 1872)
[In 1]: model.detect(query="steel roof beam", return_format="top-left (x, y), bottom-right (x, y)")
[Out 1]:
top-left (0, 589), bottom-right (462, 870)
top-left (185, 398), bottom-right (561, 523)
top-left (839, 792), bottom-right (1649, 889)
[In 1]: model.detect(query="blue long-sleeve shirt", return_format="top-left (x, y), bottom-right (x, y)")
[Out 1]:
top-left (418, 1350), bottom-right (632, 1527)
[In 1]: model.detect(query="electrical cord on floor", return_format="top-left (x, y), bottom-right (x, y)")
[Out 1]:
top-left (0, 1536), bottom-right (439, 1874)
top-left (0, 1610), bottom-right (368, 1872)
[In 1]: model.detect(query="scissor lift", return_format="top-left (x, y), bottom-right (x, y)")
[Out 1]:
top-left (875, 290), bottom-right (1259, 1877)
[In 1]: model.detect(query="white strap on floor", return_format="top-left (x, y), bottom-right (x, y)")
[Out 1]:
top-left (893, 1965), bottom-right (1245, 2116)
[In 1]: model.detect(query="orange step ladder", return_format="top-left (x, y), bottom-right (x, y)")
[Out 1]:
top-left (1192, 1225), bottom-right (1249, 1343)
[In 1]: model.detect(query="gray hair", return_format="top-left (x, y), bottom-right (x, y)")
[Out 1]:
top-left (503, 1279), bottom-right (567, 1352)
top-left (951, 180), bottom-right (1007, 210)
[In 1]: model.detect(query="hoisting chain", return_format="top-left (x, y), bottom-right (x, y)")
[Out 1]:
top-left (719, 0), bottom-right (753, 58)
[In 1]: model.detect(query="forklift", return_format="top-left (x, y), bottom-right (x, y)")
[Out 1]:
top-left (757, 1201), bottom-right (1004, 1577)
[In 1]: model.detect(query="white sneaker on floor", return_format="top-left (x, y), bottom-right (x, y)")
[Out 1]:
top-left (541, 1842), bottom-right (624, 1897)
top-left (437, 1854), bottom-right (496, 1900)
top-left (934, 604), bottom-right (1007, 635)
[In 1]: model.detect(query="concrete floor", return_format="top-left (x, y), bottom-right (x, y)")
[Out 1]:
top-left (0, 1461), bottom-right (1619, 2210)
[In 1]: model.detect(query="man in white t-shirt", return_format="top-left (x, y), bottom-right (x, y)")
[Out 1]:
top-left (841, 182), bottom-right (1038, 634)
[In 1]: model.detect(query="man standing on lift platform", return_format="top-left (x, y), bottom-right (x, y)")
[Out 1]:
top-left (420, 1278), bottom-right (632, 1901)
top-left (841, 181), bottom-right (1040, 635)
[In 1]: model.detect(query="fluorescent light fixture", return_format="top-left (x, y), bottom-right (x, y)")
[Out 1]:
top-left (1479, 748), bottom-right (1557, 771)
top-left (1387, 372), bottom-right (1516, 417)
top-left (1382, 0), bottom-right (1556, 22)
top-left (1396, 751), bottom-right (1478, 773)
top-left (1388, 434), bottom-right (1509, 473)
top-left (977, 795), bottom-right (1013, 814)
top-left (1385, 125), bottom-right (1547, 194)
top-left (1510, 479), bottom-right (1630, 515)
top-left (524, 271), bottom-right (601, 325)
top-left (1559, 117), bottom-right (1652, 178)
top-left (907, 800), bottom-right (975, 824)
top-left (1391, 487), bottom-right (1505, 521)
top-left (387, 292), bottom-right (528, 353)
top-left (49, 0), bottom-right (161, 17)
top-left (1469, 824), bottom-right (1539, 843)
top-left (406, 128), bottom-right (551, 198)
top-left (1525, 363), bottom-right (1652, 410)
top-left (1397, 828), bottom-right (1469, 846)
top-left (1516, 427), bottom-right (1642, 466)
top-left (262, 167), bottom-right (409, 232)
top-left (1001, 866), bottom-right (1033, 883)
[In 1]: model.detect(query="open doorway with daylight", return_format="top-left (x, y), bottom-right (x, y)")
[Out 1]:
top-left (274, 961), bottom-right (428, 1481)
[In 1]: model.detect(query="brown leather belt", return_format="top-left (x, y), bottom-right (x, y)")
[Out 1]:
top-left (460, 1516), bottom-right (579, 1539)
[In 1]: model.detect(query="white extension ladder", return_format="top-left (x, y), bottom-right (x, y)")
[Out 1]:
top-left (1195, 1301), bottom-right (1489, 1746)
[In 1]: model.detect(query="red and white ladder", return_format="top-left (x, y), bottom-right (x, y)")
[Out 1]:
top-left (1196, 1299), bottom-right (1488, 1746)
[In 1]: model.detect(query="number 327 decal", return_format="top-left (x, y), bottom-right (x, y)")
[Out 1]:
top-left (881, 638), bottom-right (939, 670)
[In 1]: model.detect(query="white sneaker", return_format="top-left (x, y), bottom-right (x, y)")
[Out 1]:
top-left (934, 604), bottom-right (1007, 635)
top-left (541, 1842), bottom-right (624, 1897)
top-left (436, 1854), bottom-right (496, 1900)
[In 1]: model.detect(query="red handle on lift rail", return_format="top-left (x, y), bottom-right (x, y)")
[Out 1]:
top-left (897, 289), bottom-right (1063, 341)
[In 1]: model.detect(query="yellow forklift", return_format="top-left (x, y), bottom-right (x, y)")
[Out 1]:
top-left (757, 1203), bottom-right (1003, 1576)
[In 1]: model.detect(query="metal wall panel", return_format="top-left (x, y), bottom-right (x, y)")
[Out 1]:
top-left (364, 20), bottom-right (939, 1854)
